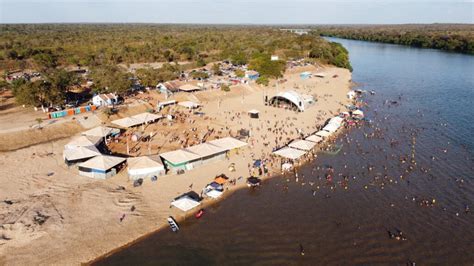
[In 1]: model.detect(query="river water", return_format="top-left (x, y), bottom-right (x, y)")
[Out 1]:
top-left (95, 39), bottom-right (474, 265)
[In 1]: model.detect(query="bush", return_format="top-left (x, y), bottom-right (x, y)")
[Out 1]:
top-left (221, 84), bottom-right (230, 92)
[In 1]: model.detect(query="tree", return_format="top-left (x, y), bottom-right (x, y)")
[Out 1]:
top-left (221, 84), bottom-right (230, 92)
top-left (249, 53), bottom-right (285, 78)
top-left (212, 63), bottom-right (222, 76)
top-left (89, 65), bottom-right (133, 94)
top-left (35, 118), bottom-right (43, 129)
top-left (235, 69), bottom-right (244, 78)
top-left (256, 76), bottom-right (269, 86)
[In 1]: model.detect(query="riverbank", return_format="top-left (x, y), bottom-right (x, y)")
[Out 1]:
top-left (0, 65), bottom-right (352, 265)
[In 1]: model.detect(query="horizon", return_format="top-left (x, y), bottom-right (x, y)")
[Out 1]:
top-left (1, 0), bottom-right (473, 24)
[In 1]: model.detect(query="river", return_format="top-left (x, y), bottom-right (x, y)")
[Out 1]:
top-left (94, 38), bottom-right (474, 265)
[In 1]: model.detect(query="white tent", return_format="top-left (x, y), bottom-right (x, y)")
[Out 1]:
top-left (171, 196), bottom-right (201, 212)
top-left (112, 113), bottom-right (162, 128)
top-left (288, 139), bottom-right (316, 151)
top-left (305, 134), bottom-right (323, 143)
top-left (178, 101), bottom-right (200, 109)
top-left (185, 142), bottom-right (226, 158)
top-left (160, 149), bottom-right (201, 166)
top-left (323, 123), bottom-right (340, 133)
top-left (328, 116), bottom-right (344, 126)
top-left (209, 137), bottom-right (248, 151)
top-left (79, 155), bottom-right (126, 171)
top-left (205, 189), bottom-right (223, 199)
top-left (127, 156), bottom-right (165, 180)
top-left (63, 145), bottom-right (101, 162)
top-left (273, 147), bottom-right (306, 160)
top-left (64, 135), bottom-right (102, 150)
top-left (316, 130), bottom-right (331, 138)
top-left (82, 126), bottom-right (119, 138)
top-left (353, 109), bottom-right (364, 116)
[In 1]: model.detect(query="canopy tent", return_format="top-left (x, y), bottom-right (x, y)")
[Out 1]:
top-left (353, 109), bottom-right (364, 116)
top-left (209, 137), bottom-right (248, 151)
top-left (64, 135), bottom-right (102, 150)
top-left (273, 147), bottom-right (306, 160)
top-left (127, 156), bottom-right (165, 179)
top-left (185, 142), bottom-right (227, 158)
top-left (316, 130), bottom-right (332, 138)
top-left (160, 149), bottom-right (201, 167)
top-left (205, 189), bottom-right (223, 199)
top-left (179, 84), bottom-right (201, 92)
top-left (171, 196), bottom-right (201, 212)
top-left (305, 134), bottom-right (323, 143)
top-left (79, 155), bottom-right (126, 171)
top-left (288, 139), bottom-right (317, 151)
top-left (248, 109), bottom-right (260, 119)
top-left (214, 175), bottom-right (229, 185)
top-left (63, 145), bottom-right (101, 163)
top-left (178, 101), bottom-right (200, 109)
top-left (328, 116), bottom-right (344, 126)
top-left (82, 126), bottom-right (120, 138)
top-left (269, 90), bottom-right (306, 112)
top-left (112, 113), bottom-right (162, 128)
top-left (323, 123), bottom-right (340, 133)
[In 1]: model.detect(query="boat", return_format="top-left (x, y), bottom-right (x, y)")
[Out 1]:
top-left (195, 209), bottom-right (205, 219)
top-left (321, 144), bottom-right (343, 155)
top-left (167, 216), bottom-right (179, 232)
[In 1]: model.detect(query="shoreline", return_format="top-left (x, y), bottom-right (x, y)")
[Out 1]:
top-left (0, 65), bottom-right (353, 265)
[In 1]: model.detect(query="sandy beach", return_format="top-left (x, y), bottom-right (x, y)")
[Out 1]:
top-left (0, 65), bottom-right (352, 265)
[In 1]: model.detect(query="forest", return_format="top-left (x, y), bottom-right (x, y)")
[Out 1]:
top-left (313, 24), bottom-right (474, 54)
top-left (0, 24), bottom-right (352, 107)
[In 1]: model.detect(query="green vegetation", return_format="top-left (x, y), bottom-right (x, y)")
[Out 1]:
top-left (312, 24), bottom-right (474, 54)
top-left (190, 70), bottom-right (209, 79)
top-left (0, 24), bottom-right (353, 106)
top-left (256, 76), bottom-right (269, 86)
top-left (221, 84), bottom-right (230, 92)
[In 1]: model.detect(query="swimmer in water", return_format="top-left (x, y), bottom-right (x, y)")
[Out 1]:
top-left (299, 244), bottom-right (305, 256)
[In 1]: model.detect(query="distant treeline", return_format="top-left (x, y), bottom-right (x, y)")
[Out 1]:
top-left (0, 24), bottom-right (352, 107)
top-left (312, 24), bottom-right (474, 54)
top-left (0, 24), bottom-right (351, 71)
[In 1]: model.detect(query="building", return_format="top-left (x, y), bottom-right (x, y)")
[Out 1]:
top-left (160, 149), bottom-right (201, 173)
top-left (78, 155), bottom-right (126, 179)
top-left (156, 81), bottom-right (181, 95)
top-left (92, 93), bottom-right (118, 107)
top-left (127, 156), bottom-right (166, 180)
top-left (269, 90), bottom-right (315, 112)
top-left (245, 70), bottom-right (260, 81)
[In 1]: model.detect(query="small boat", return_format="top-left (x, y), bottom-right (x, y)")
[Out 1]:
top-left (167, 216), bottom-right (179, 232)
top-left (321, 144), bottom-right (343, 155)
top-left (195, 209), bottom-right (205, 219)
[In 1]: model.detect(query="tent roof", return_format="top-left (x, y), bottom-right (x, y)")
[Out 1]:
top-left (305, 134), bottom-right (323, 143)
top-left (273, 147), bottom-right (306, 160)
top-left (160, 149), bottom-right (201, 165)
top-left (323, 123), bottom-right (340, 133)
top-left (316, 130), bottom-right (331, 138)
top-left (270, 90), bottom-right (305, 112)
top-left (248, 109), bottom-right (260, 114)
top-left (185, 142), bottom-right (226, 158)
top-left (82, 126), bottom-right (119, 138)
top-left (205, 189), bottom-right (223, 199)
top-left (288, 139), bottom-right (316, 151)
top-left (209, 137), bottom-right (248, 150)
top-left (63, 145), bottom-right (101, 161)
top-left (171, 196), bottom-right (201, 211)
top-left (65, 135), bottom-right (102, 149)
top-left (127, 156), bottom-right (164, 170)
top-left (78, 155), bottom-right (126, 170)
top-left (329, 116), bottom-right (344, 125)
top-left (112, 113), bottom-right (162, 128)
top-left (353, 109), bottom-right (364, 116)
top-left (178, 101), bottom-right (200, 109)
top-left (179, 84), bottom-right (201, 92)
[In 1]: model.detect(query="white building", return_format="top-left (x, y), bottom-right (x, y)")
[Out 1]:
top-left (92, 93), bottom-right (118, 107)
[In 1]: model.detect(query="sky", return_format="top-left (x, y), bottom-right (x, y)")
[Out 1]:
top-left (0, 0), bottom-right (472, 24)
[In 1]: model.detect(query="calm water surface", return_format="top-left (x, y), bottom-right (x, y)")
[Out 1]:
top-left (95, 39), bottom-right (474, 265)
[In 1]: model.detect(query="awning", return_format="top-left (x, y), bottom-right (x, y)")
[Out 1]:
top-left (208, 137), bottom-right (248, 150)
top-left (82, 126), bottom-right (120, 138)
top-left (78, 155), bottom-right (126, 171)
top-left (273, 147), bottom-right (306, 160)
top-left (288, 139), bottom-right (316, 151)
top-left (112, 113), bottom-right (162, 128)
top-left (316, 130), bottom-right (331, 138)
top-left (160, 149), bottom-right (201, 165)
top-left (305, 134), bottom-right (323, 143)
top-left (63, 145), bottom-right (101, 161)
top-left (171, 196), bottom-right (201, 212)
